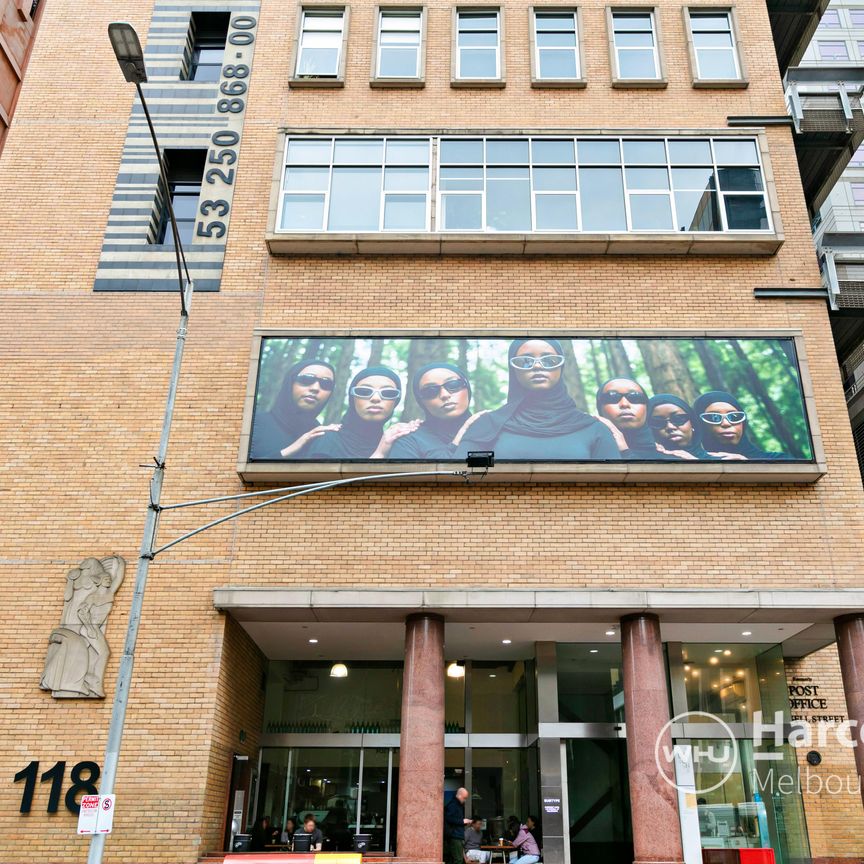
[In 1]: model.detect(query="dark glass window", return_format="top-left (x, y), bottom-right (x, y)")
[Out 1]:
top-left (186, 12), bottom-right (230, 81)
top-left (156, 150), bottom-right (206, 247)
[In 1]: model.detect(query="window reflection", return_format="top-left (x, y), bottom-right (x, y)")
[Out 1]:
top-left (557, 644), bottom-right (624, 723)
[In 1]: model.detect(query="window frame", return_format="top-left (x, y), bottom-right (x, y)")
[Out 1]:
top-left (371, 6), bottom-right (427, 87)
top-left (684, 6), bottom-right (747, 89)
top-left (607, 6), bottom-right (666, 88)
top-left (816, 39), bottom-right (850, 61)
top-left (451, 7), bottom-right (506, 88)
top-left (529, 7), bottom-right (586, 88)
top-left (290, 5), bottom-right (350, 88)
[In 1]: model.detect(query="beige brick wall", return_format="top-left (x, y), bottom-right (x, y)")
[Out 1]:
top-left (0, 0), bottom-right (862, 861)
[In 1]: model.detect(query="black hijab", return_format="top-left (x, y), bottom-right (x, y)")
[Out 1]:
top-left (310, 365), bottom-right (402, 459)
top-left (460, 338), bottom-right (596, 447)
top-left (692, 390), bottom-right (786, 460)
top-left (646, 393), bottom-right (710, 459)
top-left (412, 362), bottom-right (472, 443)
top-left (595, 377), bottom-right (655, 453)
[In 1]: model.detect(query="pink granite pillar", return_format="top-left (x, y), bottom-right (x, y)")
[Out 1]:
top-left (621, 613), bottom-right (684, 864)
top-left (834, 614), bottom-right (864, 806)
top-left (396, 613), bottom-right (445, 860)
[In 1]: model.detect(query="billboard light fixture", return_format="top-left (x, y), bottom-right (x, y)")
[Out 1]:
top-left (466, 451), bottom-right (495, 469)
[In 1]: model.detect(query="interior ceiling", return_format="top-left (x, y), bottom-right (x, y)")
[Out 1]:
top-left (240, 620), bottom-right (812, 662)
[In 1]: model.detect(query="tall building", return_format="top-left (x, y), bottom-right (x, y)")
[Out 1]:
top-left (1, 1), bottom-right (864, 864)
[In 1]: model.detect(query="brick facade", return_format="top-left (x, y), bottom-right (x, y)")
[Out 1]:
top-left (0, 0), bottom-right (863, 862)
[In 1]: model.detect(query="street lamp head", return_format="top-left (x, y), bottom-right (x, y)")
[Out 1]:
top-left (108, 22), bottom-right (148, 83)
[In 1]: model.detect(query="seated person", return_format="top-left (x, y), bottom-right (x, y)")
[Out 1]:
top-left (280, 817), bottom-right (297, 846)
top-left (298, 813), bottom-right (324, 852)
top-left (250, 816), bottom-right (279, 851)
top-left (510, 816), bottom-right (541, 864)
top-left (464, 817), bottom-right (489, 863)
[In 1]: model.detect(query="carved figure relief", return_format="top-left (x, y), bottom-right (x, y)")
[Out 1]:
top-left (40, 556), bottom-right (126, 698)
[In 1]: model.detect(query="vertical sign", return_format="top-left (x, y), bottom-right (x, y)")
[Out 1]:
top-left (77, 795), bottom-right (100, 834)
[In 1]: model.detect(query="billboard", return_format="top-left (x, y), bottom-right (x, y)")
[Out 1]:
top-left (245, 335), bottom-right (815, 467)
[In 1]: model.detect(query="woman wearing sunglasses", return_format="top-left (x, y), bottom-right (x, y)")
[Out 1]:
top-left (645, 394), bottom-right (710, 460)
top-left (594, 378), bottom-right (658, 459)
top-left (250, 360), bottom-right (341, 460)
top-left (389, 363), bottom-right (480, 460)
top-left (455, 338), bottom-right (618, 460)
top-left (692, 390), bottom-right (787, 460)
top-left (306, 365), bottom-right (419, 460)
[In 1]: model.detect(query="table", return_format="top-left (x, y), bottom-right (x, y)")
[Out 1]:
top-left (481, 844), bottom-right (516, 864)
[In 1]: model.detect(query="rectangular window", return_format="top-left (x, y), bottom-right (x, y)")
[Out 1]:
top-left (455, 9), bottom-right (501, 80)
top-left (533, 9), bottom-right (580, 81)
top-left (820, 8), bottom-right (841, 27)
top-left (852, 183), bottom-right (864, 205)
top-left (611, 9), bottom-right (660, 80)
top-left (376, 9), bottom-right (423, 79)
top-left (295, 8), bottom-right (346, 79)
top-left (850, 146), bottom-right (864, 167)
top-left (817, 40), bottom-right (850, 60)
top-left (688, 9), bottom-right (741, 81)
top-left (852, 10), bottom-right (864, 27)
top-left (277, 135), bottom-right (772, 235)
top-left (185, 12), bottom-right (230, 81)
top-left (156, 150), bottom-right (206, 248)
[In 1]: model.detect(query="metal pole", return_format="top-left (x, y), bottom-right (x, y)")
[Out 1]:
top-left (87, 83), bottom-right (193, 864)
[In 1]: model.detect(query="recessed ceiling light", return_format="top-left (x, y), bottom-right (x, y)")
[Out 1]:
top-left (502, 639), bottom-right (512, 644)
top-left (691, 669), bottom-right (700, 677)
top-left (714, 649), bottom-right (723, 653)
top-left (589, 649), bottom-right (598, 654)
top-left (709, 657), bottom-right (719, 665)
top-left (742, 631), bottom-right (752, 636)
top-left (605, 630), bottom-right (616, 636)
top-left (308, 638), bottom-right (318, 644)
top-left (723, 649), bottom-right (732, 656)
top-left (684, 665), bottom-right (691, 671)
top-left (489, 674), bottom-right (497, 678)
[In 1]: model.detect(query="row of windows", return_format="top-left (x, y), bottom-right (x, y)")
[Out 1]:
top-left (818, 7), bottom-right (864, 29)
top-left (814, 37), bottom-right (864, 61)
top-left (276, 135), bottom-right (771, 234)
top-left (293, 6), bottom-right (744, 86)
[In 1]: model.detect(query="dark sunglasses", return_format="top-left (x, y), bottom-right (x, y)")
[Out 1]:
top-left (648, 412), bottom-right (690, 430)
top-left (598, 390), bottom-right (648, 406)
top-left (350, 385), bottom-right (401, 401)
top-left (295, 373), bottom-right (334, 391)
top-left (418, 378), bottom-right (468, 401)
top-left (701, 410), bottom-right (746, 425)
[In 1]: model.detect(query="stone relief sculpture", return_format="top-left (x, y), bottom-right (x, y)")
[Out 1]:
top-left (40, 556), bottom-right (126, 698)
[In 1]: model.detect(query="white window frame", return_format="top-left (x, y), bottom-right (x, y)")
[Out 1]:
top-left (531, 8), bottom-right (582, 84)
top-left (294, 8), bottom-right (347, 81)
top-left (610, 8), bottom-right (662, 83)
top-left (374, 8), bottom-right (424, 81)
top-left (687, 9), bottom-right (742, 82)
top-left (817, 39), bottom-right (850, 61)
top-left (454, 8), bottom-right (502, 83)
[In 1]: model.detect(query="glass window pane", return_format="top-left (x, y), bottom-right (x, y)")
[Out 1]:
top-left (617, 49), bottom-right (657, 78)
top-left (285, 166), bottom-right (329, 191)
top-left (442, 194), bottom-right (482, 229)
top-left (281, 194), bottom-right (325, 229)
top-left (459, 30), bottom-right (499, 46)
top-left (534, 167), bottom-right (577, 191)
top-left (537, 31), bottom-right (577, 47)
top-left (458, 12), bottom-right (498, 29)
top-left (630, 193), bottom-right (674, 230)
top-left (668, 139), bottom-right (713, 164)
top-left (579, 167), bottom-right (626, 230)
top-left (287, 139), bottom-right (332, 165)
top-left (385, 139), bottom-right (429, 165)
top-left (470, 661), bottom-right (527, 732)
top-left (380, 31), bottom-right (420, 45)
top-left (192, 63), bottom-right (222, 82)
top-left (674, 190), bottom-right (721, 231)
top-left (381, 11), bottom-right (421, 30)
top-left (535, 194), bottom-right (578, 229)
top-left (717, 167), bottom-right (763, 192)
top-left (713, 139), bottom-right (759, 165)
top-left (614, 13), bottom-right (652, 31)
top-left (693, 31), bottom-right (733, 48)
top-left (384, 167), bottom-right (428, 191)
top-left (171, 194), bottom-right (199, 219)
top-left (379, 47), bottom-right (419, 76)
top-left (460, 48), bottom-right (497, 77)
top-left (691, 13), bottom-right (731, 31)
top-left (616, 31), bottom-right (654, 47)
top-left (626, 167), bottom-right (669, 190)
top-left (724, 195), bottom-right (769, 230)
top-left (623, 139), bottom-right (666, 164)
top-left (578, 139), bottom-right (621, 164)
top-left (384, 194), bottom-right (426, 229)
top-left (487, 166), bottom-right (528, 180)
top-left (486, 139), bottom-right (529, 164)
top-left (328, 167), bottom-right (382, 230)
top-left (672, 167), bottom-right (716, 190)
top-left (333, 139), bottom-right (384, 165)
top-left (558, 644), bottom-right (624, 723)
top-left (297, 46), bottom-right (339, 76)
top-left (536, 13), bottom-right (575, 31)
top-left (303, 12), bottom-right (344, 30)
top-left (532, 139), bottom-right (576, 164)
top-left (471, 749), bottom-right (529, 827)
top-left (697, 49), bottom-right (738, 79)
top-left (440, 139), bottom-right (483, 164)
top-left (487, 177), bottom-right (531, 231)
top-left (539, 50), bottom-right (578, 78)
top-left (439, 167), bottom-right (483, 191)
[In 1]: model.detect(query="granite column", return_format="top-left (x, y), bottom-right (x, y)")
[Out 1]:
top-left (834, 613), bottom-right (864, 807)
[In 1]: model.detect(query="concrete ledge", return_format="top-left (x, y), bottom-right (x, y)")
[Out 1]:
top-left (264, 231), bottom-right (783, 256)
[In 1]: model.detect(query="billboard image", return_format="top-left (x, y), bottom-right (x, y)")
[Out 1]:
top-left (247, 335), bottom-right (814, 464)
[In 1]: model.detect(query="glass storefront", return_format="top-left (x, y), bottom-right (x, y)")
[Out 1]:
top-left (558, 644), bottom-right (624, 723)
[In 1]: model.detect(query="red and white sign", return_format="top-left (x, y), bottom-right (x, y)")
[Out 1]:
top-left (76, 795), bottom-right (115, 835)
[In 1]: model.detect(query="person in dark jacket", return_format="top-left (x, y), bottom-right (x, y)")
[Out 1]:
top-left (595, 377), bottom-right (658, 459)
top-left (306, 366), bottom-right (418, 459)
top-left (646, 393), bottom-right (710, 460)
top-left (390, 362), bottom-right (475, 460)
top-left (456, 338), bottom-right (618, 460)
top-left (693, 390), bottom-right (789, 460)
top-left (444, 788), bottom-right (471, 864)
top-left (250, 359), bottom-right (339, 459)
